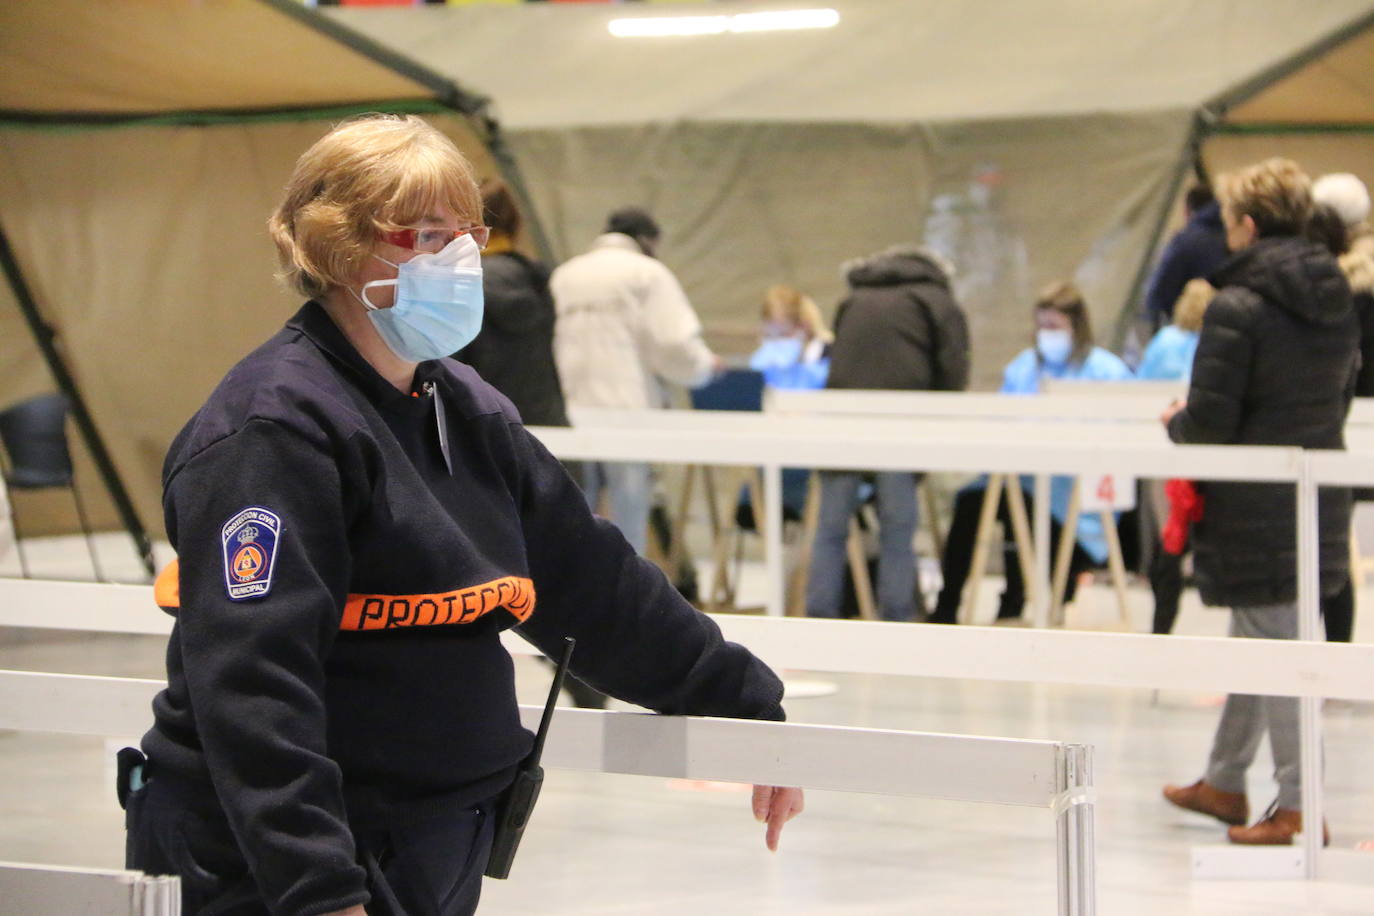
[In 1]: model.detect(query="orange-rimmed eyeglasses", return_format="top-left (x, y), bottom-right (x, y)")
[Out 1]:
top-left (381, 225), bottom-right (491, 253)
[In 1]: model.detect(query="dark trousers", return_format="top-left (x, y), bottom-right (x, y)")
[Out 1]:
top-left (126, 774), bottom-right (495, 916)
top-left (1152, 551), bottom-right (1356, 641)
top-left (1150, 547), bottom-right (1185, 635)
top-left (932, 484), bottom-right (1091, 622)
top-left (1323, 575), bottom-right (1355, 643)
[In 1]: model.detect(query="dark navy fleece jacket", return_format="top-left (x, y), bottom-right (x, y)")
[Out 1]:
top-left (143, 301), bottom-right (785, 916)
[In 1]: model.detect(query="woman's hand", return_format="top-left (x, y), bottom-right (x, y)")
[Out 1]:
top-left (320, 906), bottom-right (367, 916)
top-left (752, 785), bottom-right (805, 851)
top-left (1160, 398), bottom-right (1185, 428)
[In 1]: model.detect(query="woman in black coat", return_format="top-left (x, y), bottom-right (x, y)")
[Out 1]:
top-left (456, 181), bottom-right (569, 429)
top-left (1160, 159), bottom-right (1357, 846)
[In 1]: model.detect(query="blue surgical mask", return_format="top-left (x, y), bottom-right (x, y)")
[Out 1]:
top-left (356, 234), bottom-right (484, 362)
top-left (750, 336), bottom-right (805, 371)
top-left (1036, 328), bottom-right (1074, 366)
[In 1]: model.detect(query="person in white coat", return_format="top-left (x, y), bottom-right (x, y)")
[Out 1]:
top-left (551, 208), bottom-right (720, 553)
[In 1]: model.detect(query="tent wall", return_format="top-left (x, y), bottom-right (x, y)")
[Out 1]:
top-left (0, 113), bottom-right (499, 538)
top-left (510, 109), bottom-right (1193, 386)
top-left (333, 0), bottom-right (1372, 385)
top-left (1203, 132), bottom-right (1374, 193)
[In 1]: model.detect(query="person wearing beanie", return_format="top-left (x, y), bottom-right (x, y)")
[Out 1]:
top-left (550, 207), bottom-right (722, 555)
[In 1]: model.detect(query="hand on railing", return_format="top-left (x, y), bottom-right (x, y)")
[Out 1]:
top-left (1160, 398), bottom-right (1185, 428)
top-left (752, 784), bottom-right (805, 851)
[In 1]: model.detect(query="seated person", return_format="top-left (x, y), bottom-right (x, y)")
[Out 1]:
top-left (735, 285), bottom-right (832, 527)
top-left (929, 280), bottom-right (1133, 624)
top-left (748, 283), bottom-right (831, 391)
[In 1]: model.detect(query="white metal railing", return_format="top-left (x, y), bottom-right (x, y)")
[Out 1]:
top-left (534, 406), bottom-right (1374, 881)
top-left (3, 582), bottom-right (1372, 703)
top-left (6, 400), bottom-right (1374, 890)
top-left (0, 667), bottom-right (1096, 915)
top-left (0, 861), bottom-right (179, 916)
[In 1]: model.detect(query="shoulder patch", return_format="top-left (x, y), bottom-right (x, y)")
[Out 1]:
top-left (221, 507), bottom-right (282, 601)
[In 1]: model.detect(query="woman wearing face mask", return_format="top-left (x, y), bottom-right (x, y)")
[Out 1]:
top-left (748, 284), bottom-right (832, 391)
top-left (928, 280), bottom-right (1133, 624)
top-left (120, 115), bottom-right (801, 916)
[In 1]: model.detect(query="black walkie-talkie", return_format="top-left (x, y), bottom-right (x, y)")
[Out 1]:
top-left (484, 636), bottom-right (575, 879)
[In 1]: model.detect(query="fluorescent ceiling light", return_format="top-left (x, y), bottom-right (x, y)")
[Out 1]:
top-left (608, 9), bottom-right (839, 38)
top-left (729, 10), bottom-right (841, 32)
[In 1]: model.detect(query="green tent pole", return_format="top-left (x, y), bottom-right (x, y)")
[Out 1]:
top-left (258, 0), bottom-right (555, 263)
top-left (0, 221), bottom-right (157, 579)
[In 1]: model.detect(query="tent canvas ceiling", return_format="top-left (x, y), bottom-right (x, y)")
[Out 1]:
top-left (0, 0), bottom-right (434, 114)
top-left (332, 0), bottom-right (1374, 388)
top-left (1, 0), bottom-right (1372, 546)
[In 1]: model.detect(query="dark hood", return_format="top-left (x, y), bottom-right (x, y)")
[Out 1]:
top-left (1211, 236), bottom-right (1352, 327)
top-left (844, 245), bottom-right (951, 289)
top-left (481, 251), bottom-right (552, 334)
top-left (1190, 200), bottom-right (1223, 231)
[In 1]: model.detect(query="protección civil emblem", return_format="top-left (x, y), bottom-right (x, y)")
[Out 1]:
top-left (221, 506), bottom-right (282, 601)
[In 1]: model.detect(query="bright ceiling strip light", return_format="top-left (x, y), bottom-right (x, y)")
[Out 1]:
top-left (728, 9), bottom-right (841, 32)
top-left (608, 9), bottom-right (840, 38)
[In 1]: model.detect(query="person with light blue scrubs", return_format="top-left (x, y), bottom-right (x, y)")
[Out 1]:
top-left (929, 280), bottom-right (1133, 623)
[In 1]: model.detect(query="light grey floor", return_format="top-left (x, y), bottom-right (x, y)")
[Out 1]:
top-left (2, 534), bottom-right (1374, 914)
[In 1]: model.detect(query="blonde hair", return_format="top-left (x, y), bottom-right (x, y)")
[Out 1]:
top-left (761, 284), bottom-right (832, 344)
top-left (1218, 157), bottom-right (1312, 239)
top-left (1172, 278), bottom-right (1215, 333)
top-left (269, 114), bottom-right (482, 297)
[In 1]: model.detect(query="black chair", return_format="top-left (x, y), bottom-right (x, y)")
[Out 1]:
top-left (0, 393), bottom-right (103, 580)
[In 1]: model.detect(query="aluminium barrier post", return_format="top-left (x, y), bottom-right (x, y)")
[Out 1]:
top-left (1054, 744), bottom-right (1096, 916)
top-left (0, 862), bottom-right (180, 915)
top-left (764, 461), bottom-right (785, 617)
top-left (1296, 453), bottom-right (1323, 876)
top-left (1033, 474), bottom-right (1052, 629)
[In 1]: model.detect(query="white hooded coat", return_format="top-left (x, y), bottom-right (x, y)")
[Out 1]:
top-left (551, 233), bottom-right (715, 409)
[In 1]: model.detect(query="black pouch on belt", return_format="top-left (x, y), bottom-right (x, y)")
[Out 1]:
top-left (116, 746), bottom-right (148, 810)
top-left (484, 637), bottom-right (574, 880)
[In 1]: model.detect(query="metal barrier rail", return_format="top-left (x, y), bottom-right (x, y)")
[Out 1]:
top-left (529, 414), bottom-right (1374, 881)
top-left (0, 668), bottom-right (1096, 916)
top-left (3, 580), bottom-right (1373, 703)
top-left (0, 861), bottom-right (179, 916)
top-left (7, 416), bottom-right (1374, 887)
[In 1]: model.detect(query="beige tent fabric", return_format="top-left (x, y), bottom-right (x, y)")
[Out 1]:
top-left (510, 111), bottom-right (1191, 387)
top-left (1204, 133), bottom-right (1374, 201)
top-left (3, 0), bottom-right (1372, 544)
top-left (332, 1), bottom-right (1372, 125)
top-left (0, 0), bottom-right (430, 114)
top-left (1227, 27), bottom-right (1374, 124)
top-left (0, 115), bottom-right (498, 537)
top-left (331, 1), bottom-right (1372, 388)
top-left (0, 283), bottom-right (49, 409)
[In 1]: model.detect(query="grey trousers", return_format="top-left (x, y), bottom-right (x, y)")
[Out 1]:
top-left (1203, 602), bottom-right (1310, 810)
top-left (805, 471), bottom-right (919, 621)
top-left (580, 461), bottom-right (652, 556)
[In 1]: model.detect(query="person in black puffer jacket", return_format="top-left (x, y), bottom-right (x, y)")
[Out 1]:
top-left (1161, 158), bottom-right (1358, 847)
top-left (805, 245), bottom-right (970, 622)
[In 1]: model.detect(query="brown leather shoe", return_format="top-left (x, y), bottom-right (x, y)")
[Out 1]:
top-left (1228, 806), bottom-right (1330, 846)
top-left (1162, 780), bottom-right (1248, 826)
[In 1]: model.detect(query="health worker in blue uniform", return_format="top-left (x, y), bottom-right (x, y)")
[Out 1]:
top-left (928, 281), bottom-right (1133, 623)
top-left (121, 114), bottom-right (803, 916)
